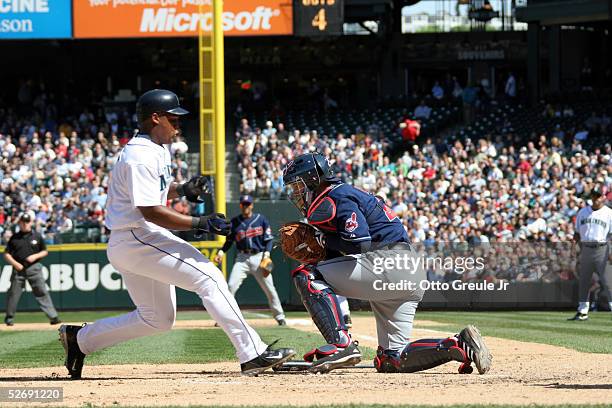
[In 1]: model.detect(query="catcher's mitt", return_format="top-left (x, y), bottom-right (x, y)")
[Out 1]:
top-left (258, 257), bottom-right (274, 278)
top-left (279, 222), bottom-right (326, 264)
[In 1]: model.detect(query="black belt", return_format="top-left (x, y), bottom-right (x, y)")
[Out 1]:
top-left (239, 249), bottom-right (259, 254)
top-left (581, 242), bottom-right (608, 248)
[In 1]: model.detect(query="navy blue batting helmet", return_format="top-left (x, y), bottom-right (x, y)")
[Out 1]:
top-left (136, 89), bottom-right (189, 126)
top-left (282, 153), bottom-right (338, 215)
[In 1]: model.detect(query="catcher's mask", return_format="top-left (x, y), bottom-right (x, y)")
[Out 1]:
top-left (282, 153), bottom-right (337, 215)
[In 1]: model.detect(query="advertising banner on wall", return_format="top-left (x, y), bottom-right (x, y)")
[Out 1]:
top-left (73, 0), bottom-right (293, 39)
top-left (0, 245), bottom-right (290, 311)
top-left (0, 0), bottom-right (72, 39)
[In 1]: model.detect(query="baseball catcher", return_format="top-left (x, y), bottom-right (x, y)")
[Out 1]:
top-left (280, 153), bottom-right (492, 374)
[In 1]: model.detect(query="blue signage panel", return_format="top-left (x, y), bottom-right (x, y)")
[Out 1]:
top-left (0, 0), bottom-right (71, 39)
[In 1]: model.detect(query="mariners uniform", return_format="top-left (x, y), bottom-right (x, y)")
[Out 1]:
top-left (219, 196), bottom-right (286, 324)
top-left (58, 89), bottom-right (294, 379)
top-left (282, 153), bottom-right (491, 374)
top-left (570, 189), bottom-right (612, 321)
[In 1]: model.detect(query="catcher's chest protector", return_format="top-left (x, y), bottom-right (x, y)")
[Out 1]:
top-left (291, 265), bottom-right (350, 348)
top-left (307, 187), bottom-right (338, 232)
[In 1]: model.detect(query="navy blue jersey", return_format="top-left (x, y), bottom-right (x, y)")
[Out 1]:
top-left (222, 213), bottom-right (273, 253)
top-left (307, 183), bottom-right (408, 253)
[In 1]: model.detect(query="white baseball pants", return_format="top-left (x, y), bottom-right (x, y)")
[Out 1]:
top-left (228, 252), bottom-right (285, 321)
top-left (76, 227), bottom-right (268, 364)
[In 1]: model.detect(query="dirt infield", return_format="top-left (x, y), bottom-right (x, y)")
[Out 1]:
top-left (1, 316), bottom-right (611, 407)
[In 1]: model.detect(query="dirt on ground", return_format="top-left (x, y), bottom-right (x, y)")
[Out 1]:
top-left (1, 316), bottom-right (611, 407)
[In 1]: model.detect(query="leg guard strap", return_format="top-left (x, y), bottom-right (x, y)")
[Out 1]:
top-left (400, 337), bottom-right (473, 374)
top-left (292, 264), bottom-right (350, 348)
top-left (374, 346), bottom-right (401, 373)
top-left (304, 344), bottom-right (338, 363)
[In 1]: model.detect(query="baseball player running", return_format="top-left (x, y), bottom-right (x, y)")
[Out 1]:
top-left (213, 195), bottom-right (286, 325)
top-left (569, 187), bottom-right (612, 321)
top-left (58, 89), bottom-right (295, 379)
top-left (281, 153), bottom-right (492, 374)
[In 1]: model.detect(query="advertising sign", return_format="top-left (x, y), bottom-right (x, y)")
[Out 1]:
top-left (73, 0), bottom-right (293, 39)
top-left (0, 0), bottom-right (72, 39)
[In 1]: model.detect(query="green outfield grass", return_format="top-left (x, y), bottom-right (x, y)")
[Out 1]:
top-left (2, 309), bottom-right (215, 324)
top-left (1, 310), bottom-right (610, 369)
top-left (412, 311), bottom-right (612, 354)
top-left (0, 312), bottom-right (375, 368)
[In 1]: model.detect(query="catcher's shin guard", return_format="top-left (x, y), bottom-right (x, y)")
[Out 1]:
top-left (399, 337), bottom-right (473, 374)
top-left (292, 264), bottom-right (350, 348)
top-left (374, 346), bottom-right (401, 373)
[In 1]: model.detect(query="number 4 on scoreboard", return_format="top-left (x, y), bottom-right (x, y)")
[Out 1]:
top-left (312, 8), bottom-right (327, 31)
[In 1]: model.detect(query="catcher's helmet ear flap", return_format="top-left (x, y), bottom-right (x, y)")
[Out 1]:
top-left (313, 153), bottom-right (335, 182)
top-left (136, 89), bottom-right (189, 126)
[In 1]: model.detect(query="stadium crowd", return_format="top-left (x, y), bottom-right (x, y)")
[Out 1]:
top-left (0, 99), bottom-right (192, 245)
top-left (1, 80), bottom-right (610, 285)
top-left (235, 113), bottom-right (611, 248)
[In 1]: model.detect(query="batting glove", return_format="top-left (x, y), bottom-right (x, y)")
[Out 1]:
top-left (192, 213), bottom-right (231, 236)
top-left (177, 175), bottom-right (212, 203)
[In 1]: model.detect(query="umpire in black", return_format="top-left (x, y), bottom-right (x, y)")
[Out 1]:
top-left (3, 213), bottom-right (61, 326)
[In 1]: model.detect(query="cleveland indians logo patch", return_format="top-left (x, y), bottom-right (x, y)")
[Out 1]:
top-left (345, 212), bottom-right (359, 232)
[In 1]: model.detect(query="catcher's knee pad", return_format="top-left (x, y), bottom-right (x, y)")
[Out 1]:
top-left (292, 264), bottom-right (350, 348)
top-left (399, 337), bottom-right (473, 374)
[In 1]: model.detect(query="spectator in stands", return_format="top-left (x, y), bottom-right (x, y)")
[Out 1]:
top-left (263, 121), bottom-right (276, 138)
top-left (323, 89), bottom-right (338, 110)
top-left (452, 77), bottom-right (463, 99)
top-left (269, 170), bottom-right (284, 200)
top-left (462, 83), bottom-right (478, 124)
top-left (276, 122), bottom-right (289, 141)
top-left (414, 100), bottom-right (432, 120)
top-left (399, 118), bottom-right (421, 144)
top-left (432, 81), bottom-right (444, 100)
top-left (505, 72), bottom-right (516, 99)
top-left (585, 112), bottom-right (602, 131)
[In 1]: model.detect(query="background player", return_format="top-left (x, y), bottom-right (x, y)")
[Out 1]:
top-left (569, 187), bottom-right (612, 321)
top-left (214, 194), bottom-right (286, 325)
top-left (58, 89), bottom-right (295, 379)
top-left (282, 153), bottom-right (492, 374)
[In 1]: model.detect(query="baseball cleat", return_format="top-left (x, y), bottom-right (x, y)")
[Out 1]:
top-left (567, 312), bottom-right (588, 321)
top-left (59, 324), bottom-right (86, 379)
top-left (343, 315), bottom-right (353, 328)
top-left (4, 317), bottom-right (14, 326)
top-left (308, 342), bottom-right (362, 374)
top-left (50, 317), bottom-right (62, 325)
top-left (277, 319), bottom-right (287, 326)
top-left (241, 344), bottom-right (296, 376)
top-left (374, 346), bottom-right (401, 373)
top-left (458, 325), bottom-right (492, 375)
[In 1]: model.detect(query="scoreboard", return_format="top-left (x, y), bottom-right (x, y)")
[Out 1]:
top-left (294, 0), bottom-right (344, 36)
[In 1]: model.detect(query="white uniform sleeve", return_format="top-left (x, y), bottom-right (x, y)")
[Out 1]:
top-left (128, 164), bottom-right (163, 207)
